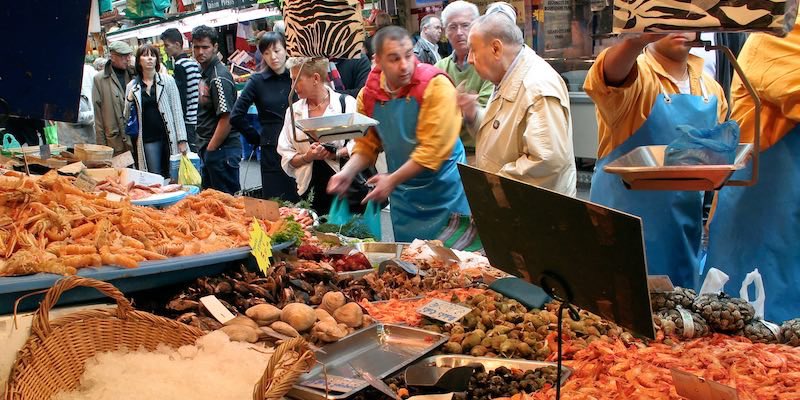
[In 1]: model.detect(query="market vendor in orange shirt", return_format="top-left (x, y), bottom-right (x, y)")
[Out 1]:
top-left (327, 26), bottom-right (470, 242)
top-left (706, 15), bottom-right (800, 323)
top-left (584, 33), bottom-right (728, 289)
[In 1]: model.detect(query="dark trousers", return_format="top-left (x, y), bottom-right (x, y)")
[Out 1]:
top-left (185, 124), bottom-right (198, 153)
top-left (303, 160), bottom-right (336, 215)
top-left (260, 144), bottom-right (299, 202)
top-left (200, 144), bottom-right (241, 195)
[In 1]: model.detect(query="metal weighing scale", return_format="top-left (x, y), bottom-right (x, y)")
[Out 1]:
top-left (604, 36), bottom-right (763, 191)
top-left (285, 61), bottom-right (379, 146)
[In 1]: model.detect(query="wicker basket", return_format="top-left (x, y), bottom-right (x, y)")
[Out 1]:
top-left (73, 143), bottom-right (113, 163)
top-left (4, 276), bottom-right (316, 400)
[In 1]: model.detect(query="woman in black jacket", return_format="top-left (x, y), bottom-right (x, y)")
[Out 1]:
top-left (231, 32), bottom-right (298, 201)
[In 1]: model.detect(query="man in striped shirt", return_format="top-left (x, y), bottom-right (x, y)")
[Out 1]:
top-left (161, 28), bottom-right (201, 152)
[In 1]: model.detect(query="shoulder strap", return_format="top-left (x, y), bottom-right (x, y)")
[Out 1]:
top-left (339, 93), bottom-right (346, 114)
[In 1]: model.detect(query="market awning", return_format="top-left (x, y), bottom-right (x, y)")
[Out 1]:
top-left (106, 6), bottom-right (279, 40)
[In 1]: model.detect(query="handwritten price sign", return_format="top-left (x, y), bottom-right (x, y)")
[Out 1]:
top-left (417, 299), bottom-right (472, 324)
top-left (249, 217), bottom-right (273, 275)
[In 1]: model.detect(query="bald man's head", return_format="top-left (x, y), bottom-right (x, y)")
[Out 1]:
top-left (467, 12), bottom-right (524, 84)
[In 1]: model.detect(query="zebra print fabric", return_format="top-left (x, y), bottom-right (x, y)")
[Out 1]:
top-left (613, 0), bottom-right (798, 35)
top-left (283, 0), bottom-right (366, 59)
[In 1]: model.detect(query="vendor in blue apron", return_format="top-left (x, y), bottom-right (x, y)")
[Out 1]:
top-left (584, 34), bottom-right (729, 289)
top-left (706, 17), bottom-right (800, 323)
top-left (327, 26), bottom-right (470, 242)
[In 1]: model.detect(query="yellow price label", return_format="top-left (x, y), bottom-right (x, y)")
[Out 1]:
top-left (249, 217), bottom-right (273, 275)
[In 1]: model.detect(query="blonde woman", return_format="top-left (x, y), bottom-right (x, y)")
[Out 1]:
top-left (277, 58), bottom-right (357, 214)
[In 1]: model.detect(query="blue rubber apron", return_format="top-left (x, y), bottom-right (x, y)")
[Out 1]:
top-left (706, 125), bottom-right (800, 322)
top-left (590, 80), bottom-right (718, 290)
top-left (372, 97), bottom-right (471, 242)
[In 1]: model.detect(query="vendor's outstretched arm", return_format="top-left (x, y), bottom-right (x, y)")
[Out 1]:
top-left (603, 35), bottom-right (664, 86)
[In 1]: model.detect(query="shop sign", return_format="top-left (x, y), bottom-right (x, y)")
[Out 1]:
top-left (200, 295), bottom-right (236, 323)
top-left (301, 376), bottom-right (367, 392)
top-left (671, 369), bottom-right (739, 400)
top-left (204, 0), bottom-right (256, 12)
top-left (417, 299), bottom-right (472, 324)
top-left (249, 217), bottom-right (273, 275)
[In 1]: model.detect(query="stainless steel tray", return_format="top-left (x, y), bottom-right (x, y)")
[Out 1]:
top-left (289, 324), bottom-right (448, 400)
top-left (295, 113), bottom-right (378, 143)
top-left (355, 242), bottom-right (409, 267)
top-left (603, 144), bottom-right (753, 191)
top-left (416, 355), bottom-right (573, 385)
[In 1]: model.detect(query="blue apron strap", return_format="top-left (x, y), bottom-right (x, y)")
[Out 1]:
top-left (658, 81), bottom-right (672, 103)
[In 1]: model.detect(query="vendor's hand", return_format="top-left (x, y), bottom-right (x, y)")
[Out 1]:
top-left (178, 141), bottom-right (189, 153)
top-left (456, 81), bottom-right (479, 123)
top-left (306, 142), bottom-right (333, 161)
top-left (362, 173), bottom-right (396, 204)
top-left (327, 171), bottom-right (355, 195)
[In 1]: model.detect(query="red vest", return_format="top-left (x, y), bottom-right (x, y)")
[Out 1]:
top-left (361, 61), bottom-right (451, 116)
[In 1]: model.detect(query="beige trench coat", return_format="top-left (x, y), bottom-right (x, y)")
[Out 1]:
top-left (470, 46), bottom-right (577, 197)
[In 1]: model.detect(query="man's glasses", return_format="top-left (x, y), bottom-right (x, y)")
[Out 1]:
top-left (445, 22), bottom-right (472, 34)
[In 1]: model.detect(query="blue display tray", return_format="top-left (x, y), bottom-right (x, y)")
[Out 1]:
top-left (0, 241), bottom-right (292, 314)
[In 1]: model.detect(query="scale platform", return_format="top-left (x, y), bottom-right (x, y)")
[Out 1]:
top-left (295, 113), bottom-right (378, 143)
top-left (604, 144), bottom-right (754, 191)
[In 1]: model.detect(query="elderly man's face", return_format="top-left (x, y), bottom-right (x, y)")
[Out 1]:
top-left (423, 17), bottom-right (443, 42)
top-left (376, 37), bottom-right (416, 89)
top-left (445, 11), bottom-right (474, 57)
top-left (467, 30), bottom-right (502, 84)
top-left (109, 52), bottom-right (131, 70)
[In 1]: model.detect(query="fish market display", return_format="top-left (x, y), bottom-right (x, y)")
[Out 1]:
top-left (150, 262), bottom-right (342, 331)
top-left (782, 318), bottom-right (800, 346)
top-left (249, 292), bottom-right (374, 345)
top-left (653, 308), bottom-right (710, 341)
top-left (531, 334), bottom-right (800, 400)
top-left (692, 292), bottom-right (755, 332)
top-left (741, 319), bottom-right (783, 344)
top-left (431, 292), bottom-right (624, 361)
top-left (650, 287), bottom-right (696, 311)
top-left (359, 288), bottom-right (487, 326)
top-left (51, 331), bottom-right (274, 400)
top-left (340, 263), bottom-right (477, 302)
top-left (296, 243), bottom-right (372, 272)
top-left (0, 172), bottom-right (305, 276)
top-left (95, 175), bottom-right (183, 200)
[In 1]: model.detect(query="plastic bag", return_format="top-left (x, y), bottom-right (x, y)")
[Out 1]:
top-left (329, 196), bottom-right (352, 226)
top-left (178, 154), bottom-right (202, 186)
top-left (740, 268), bottom-right (782, 342)
top-left (699, 267), bottom-right (729, 295)
top-left (363, 201), bottom-right (382, 241)
top-left (664, 120), bottom-right (740, 166)
top-left (740, 269), bottom-right (766, 318)
top-left (43, 121), bottom-right (58, 145)
top-left (170, 152), bottom-right (201, 183)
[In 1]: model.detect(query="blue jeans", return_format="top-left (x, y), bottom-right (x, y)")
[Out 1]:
top-left (200, 144), bottom-right (241, 195)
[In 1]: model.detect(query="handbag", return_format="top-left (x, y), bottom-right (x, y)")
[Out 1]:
top-left (125, 101), bottom-right (139, 138)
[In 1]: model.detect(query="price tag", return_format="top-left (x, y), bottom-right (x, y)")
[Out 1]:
top-left (648, 275), bottom-right (675, 292)
top-left (244, 197), bottom-right (281, 221)
top-left (301, 375), bottom-right (367, 393)
top-left (74, 169), bottom-right (98, 192)
top-left (249, 217), bottom-right (273, 275)
top-left (199, 295), bottom-right (236, 324)
top-left (417, 299), bottom-right (472, 324)
top-left (671, 369), bottom-right (739, 400)
top-left (111, 151), bottom-right (135, 168)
